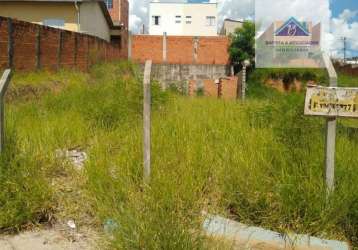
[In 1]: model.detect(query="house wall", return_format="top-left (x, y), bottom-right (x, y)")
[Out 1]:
top-left (0, 1), bottom-right (113, 41)
top-left (149, 2), bottom-right (218, 36)
top-left (131, 35), bottom-right (229, 65)
top-left (0, 2), bottom-right (78, 31)
top-left (107, 0), bottom-right (128, 29)
top-left (0, 16), bottom-right (124, 72)
top-left (221, 20), bottom-right (243, 35)
top-left (80, 2), bottom-right (111, 41)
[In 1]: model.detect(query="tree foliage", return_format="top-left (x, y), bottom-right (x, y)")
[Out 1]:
top-left (229, 21), bottom-right (255, 66)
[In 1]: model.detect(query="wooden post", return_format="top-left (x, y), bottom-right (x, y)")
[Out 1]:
top-left (0, 69), bottom-right (12, 153)
top-left (143, 60), bottom-right (152, 184)
top-left (322, 53), bottom-right (338, 196)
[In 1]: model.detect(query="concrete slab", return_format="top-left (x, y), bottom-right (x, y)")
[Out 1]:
top-left (203, 214), bottom-right (350, 250)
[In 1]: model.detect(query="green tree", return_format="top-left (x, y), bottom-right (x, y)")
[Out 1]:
top-left (229, 21), bottom-right (255, 67)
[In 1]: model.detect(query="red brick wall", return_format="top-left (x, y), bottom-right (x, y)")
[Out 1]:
top-left (189, 76), bottom-right (240, 99)
top-left (107, 0), bottom-right (128, 29)
top-left (131, 35), bottom-right (230, 65)
top-left (0, 16), bottom-right (125, 72)
top-left (108, 0), bottom-right (120, 23)
top-left (132, 35), bottom-right (163, 64)
top-left (0, 18), bottom-right (8, 69)
top-left (120, 0), bottom-right (129, 30)
top-left (197, 37), bottom-right (230, 65)
top-left (167, 36), bottom-right (194, 64)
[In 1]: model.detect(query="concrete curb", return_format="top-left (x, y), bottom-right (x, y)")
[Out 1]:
top-left (203, 214), bottom-right (350, 250)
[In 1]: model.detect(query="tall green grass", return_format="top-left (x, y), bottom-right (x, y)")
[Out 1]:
top-left (1, 62), bottom-right (357, 249)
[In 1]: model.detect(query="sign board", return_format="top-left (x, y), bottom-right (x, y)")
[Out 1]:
top-left (304, 86), bottom-right (358, 118)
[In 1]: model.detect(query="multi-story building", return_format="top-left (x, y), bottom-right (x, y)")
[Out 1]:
top-left (149, 0), bottom-right (218, 36)
top-left (220, 18), bottom-right (243, 36)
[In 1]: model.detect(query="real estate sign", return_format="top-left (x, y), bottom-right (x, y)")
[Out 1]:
top-left (305, 86), bottom-right (358, 118)
top-left (255, 0), bottom-right (329, 68)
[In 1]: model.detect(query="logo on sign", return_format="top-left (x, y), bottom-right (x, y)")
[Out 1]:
top-left (275, 17), bottom-right (310, 37)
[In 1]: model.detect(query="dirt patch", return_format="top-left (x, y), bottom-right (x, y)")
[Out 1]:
top-left (264, 78), bottom-right (315, 93)
top-left (0, 225), bottom-right (101, 250)
top-left (6, 81), bottom-right (66, 103)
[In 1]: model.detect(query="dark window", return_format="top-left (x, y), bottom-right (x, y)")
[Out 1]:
top-left (175, 15), bottom-right (181, 24)
top-left (152, 16), bottom-right (161, 26)
top-left (105, 0), bottom-right (113, 9)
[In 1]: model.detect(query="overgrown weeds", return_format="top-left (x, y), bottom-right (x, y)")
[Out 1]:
top-left (1, 62), bottom-right (357, 249)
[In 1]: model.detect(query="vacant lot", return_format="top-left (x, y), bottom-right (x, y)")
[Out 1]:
top-left (0, 62), bottom-right (357, 249)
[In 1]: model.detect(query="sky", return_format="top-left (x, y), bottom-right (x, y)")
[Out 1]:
top-left (128, 0), bottom-right (358, 58)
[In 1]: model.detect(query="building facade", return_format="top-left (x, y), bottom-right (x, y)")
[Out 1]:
top-left (149, 0), bottom-right (218, 36)
top-left (220, 18), bottom-right (243, 36)
top-left (0, 0), bottom-right (128, 41)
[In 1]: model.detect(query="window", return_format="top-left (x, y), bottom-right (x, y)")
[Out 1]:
top-left (43, 19), bottom-right (65, 28)
top-left (175, 15), bottom-right (181, 24)
top-left (152, 16), bottom-right (161, 26)
top-left (186, 16), bottom-right (192, 24)
top-left (105, 0), bottom-right (113, 9)
top-left (206, 16), bottom-right (216, 26)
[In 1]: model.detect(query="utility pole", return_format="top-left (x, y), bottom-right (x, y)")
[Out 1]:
top-left (343, 37), bottom-right (347, 63)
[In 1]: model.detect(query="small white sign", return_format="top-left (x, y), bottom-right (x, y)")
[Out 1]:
top-left (304, 85), bottom-right (358, 118)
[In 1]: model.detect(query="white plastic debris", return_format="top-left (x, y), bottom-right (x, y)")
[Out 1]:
top-left (67, 220), bottom-right (76, 230)
top-left (55, 149), bottom-right (88, 170)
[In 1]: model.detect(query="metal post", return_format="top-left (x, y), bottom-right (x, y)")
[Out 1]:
top-left (143, 60), bottom-right (152, 184)
top-left (0, 69), bottom-right (12, 153)
top-left (322, 53), bottom-right (338, 196)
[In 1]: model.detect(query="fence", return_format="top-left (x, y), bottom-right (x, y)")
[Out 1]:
top-left (0, 16), bottom-right (125, 72)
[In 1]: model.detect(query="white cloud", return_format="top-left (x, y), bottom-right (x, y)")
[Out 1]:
top-left (338, 9), bottom-right (358, 21)
top-left (330, 10), bottom-right (358, 57)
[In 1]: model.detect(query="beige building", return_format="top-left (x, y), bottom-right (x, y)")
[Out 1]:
top-left (0, 0), bottom-right (124, 41)
top-left (220, 18), bottom-right (243, 36)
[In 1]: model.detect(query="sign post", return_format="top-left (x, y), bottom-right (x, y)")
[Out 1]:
top-left (143, 60), bottom-right (152, 184)
top-left (304, 54), bottom-right (358, 197)
top-left (0, 69), bottom-right (12, 153)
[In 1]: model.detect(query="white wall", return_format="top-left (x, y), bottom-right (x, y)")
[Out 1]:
top-left (149, 1), bottom-right (218, 36)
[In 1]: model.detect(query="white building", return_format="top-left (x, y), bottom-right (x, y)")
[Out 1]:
top-left (149, 0), bottom-right (218, 36)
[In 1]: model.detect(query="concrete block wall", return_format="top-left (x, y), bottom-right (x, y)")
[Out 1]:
top-left (149, 63), bottom-right (228, 81)
top-left (130, 34), bottom-right (230, 65)
top-left (0, 16), bottom-right (125, 72)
